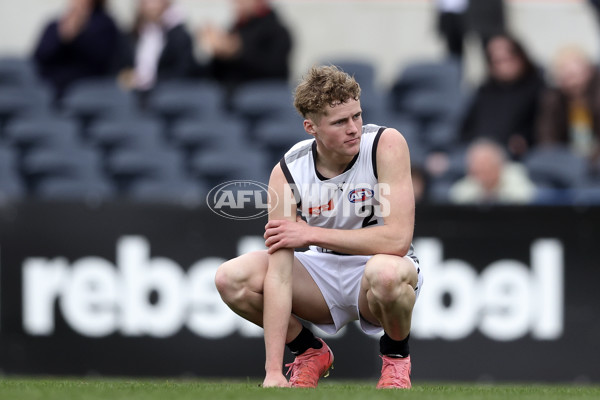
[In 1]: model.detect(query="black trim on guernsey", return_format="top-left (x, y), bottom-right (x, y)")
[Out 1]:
top-left (372, 126), bottom-right (387, 179)
top-left (279, 158), bottom-right (302, 208)
top-left (311, 140), bottom-right (359, 181)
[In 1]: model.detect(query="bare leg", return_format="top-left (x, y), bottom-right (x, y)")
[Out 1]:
top-left (358, 254), bottom-right (418, 340)
top-left (215, 250), bottom-right (332, 343)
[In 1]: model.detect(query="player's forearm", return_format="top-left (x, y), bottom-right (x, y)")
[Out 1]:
top-left (309, 224), bottom-right (412, 256)
top-left (263, 249), bottom-right (293, 375)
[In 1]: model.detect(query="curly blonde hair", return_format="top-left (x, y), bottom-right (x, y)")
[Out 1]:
top-left (293, 65), bottom-right (361, 122)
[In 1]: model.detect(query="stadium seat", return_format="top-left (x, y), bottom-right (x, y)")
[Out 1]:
top-left (21, 145), bottom-right (105, 180)
top-left (395, 58), bottom-right (462, 92)
top-left (60, 78), bottom-right (137, 129)
top-left (389, 58), bottom-right (465, 123)
top-left (378, 113), bottom-right (420, 138)
top-left (0, 57), bottom-right (38, 88)
top-left (127, 177), bottom-right (208, 205)
top-left (427, 177), bottom-right (454, 204)
top-left (358, 87), bottom-right (388, 123)
top-left (88, 116), bottom-right (166, 152)
top-left (171, 115), bottom-right (248, 153)
top-left (254, 117), bottom-right (307, 166)
top-left (4, 115), bottom-right (81, 151)
top-left (0, 86), bottom-right (51, 130)
top-left (0, 172), bottom-right (25, 200)
top-left (323, 59), bottom-right (377, 91)
top-left (231, 80), bottom-right (296, 123)
top-left (530, 187), bottom-right (574, 205)
top-left (376, 113), bottom-right (429, 167)
top-left (422, 119), bottom-right (460, 153)
top-left (0, 145), bottom-right (25, 199)
top-left (524, 145), bottom-right (587, 189)
top-left (146, 80), bottom-right (224, 127)
top-left (0, 144), bottom-right (19, 171)
top-left (106, 146), bottom-right (189, 191)
top-left (572, 185), bottom-right (600, 205)
top-left (35, 176), bottom-right (116, 201)
top-left (21, 144), bottom-right (107, 195)
top-left (190, 145), bottom-right (271, 187)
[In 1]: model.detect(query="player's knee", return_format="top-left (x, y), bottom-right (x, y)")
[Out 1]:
top-left (215, 251), bottom-right (267, 299)
top-left (214, 261), bottom-right (234, 297)
top-left (365, 256), bottom-right (416, 303)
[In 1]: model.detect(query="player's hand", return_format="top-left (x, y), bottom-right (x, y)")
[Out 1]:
top-left (262, 372), bottom-right (290, 388)
top-left (264, 216), bottom-right (310, 254)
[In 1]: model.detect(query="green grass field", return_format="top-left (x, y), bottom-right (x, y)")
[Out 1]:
top-left (0, 379), bottom-right (599, 400)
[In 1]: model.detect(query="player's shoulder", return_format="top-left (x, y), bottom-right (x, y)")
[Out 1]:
top-left (283, 138), bottom-right (314, 162)
top-left (362, 123), bottom-right (384, 136)
top-left (362, 124), bottom-right (405, 143)
top-left (376, 126), bottom-right (408, 150)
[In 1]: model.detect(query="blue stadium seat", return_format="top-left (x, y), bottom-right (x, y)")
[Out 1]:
top-left (0, 57), bottom-right (38, 88)
top-left (422, 119), bottom-right (460, 153)
top-left (427, 178), bottom-right (454, 204)
top-left (88, 116), bottom-right (166, 152)
top-left (127, 177), bottom-right (208, 205)
top-left (0, 145), bottom-right (25, 199)
top-left (395, 58), bottom-right (462, 92)
top-left (231, 80), bottom-right (296, 123)
top-left (317, 60), bottom-right (384, 122)
top-left (377, 113), bottom-right (428, 167)
top-left (106, 146), bottom-right (188, 187)
top-left (4, 115), bottom-right (81, 151)
top-left (524, 145), bottom-right (587, 189)
top-left (531, 187), bottom-right (575, 205)
top-left (61, 78), bottom-right (137, 129)
top-left (190, 146), bottom-right (271, 187)
top-left (146, 80), bottom-right (224, 126)
top-left (572, 185), bottom-right (600, 205)
top-left (357, 87), bottom-right (387, 123)
top-left (323, 59), bottom-right (377, 92)
top-left (254, 115), bottom-right (305, 146)
top-left (389, 58), bottom-right (466, 123)
top-left (254, 117), bottom-right (307, 166)
top-left (21, 145), bottom-right (105, 180)
top-left (35, 176), bottom-right (116, 201)
top-left (171, 115), bottom-right (248, 152)
top-left (0, 86), bottom-right (51, 130)
top-left (0, 144), bottom-right (19, 171)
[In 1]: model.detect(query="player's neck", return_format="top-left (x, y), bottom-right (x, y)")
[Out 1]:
top-left (314, 146), bottom-right (356, 179)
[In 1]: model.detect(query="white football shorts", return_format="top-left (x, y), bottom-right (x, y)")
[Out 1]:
top-left (294, 249), bottom-right (423, 335)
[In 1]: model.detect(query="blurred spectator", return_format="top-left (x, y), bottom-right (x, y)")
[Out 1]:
top-left (436, 0), bottom-right (468, 59)
top-left (32, 0), bottom-right (120, 100)
top-left (198, 0), bottom-right (292, 96)
top-left (118, 0), bottom-right (197, 93)
top-left (449, 139), bottom-right (536, 204)
top-left (535, 45), bottom-right (600, 163)
top-left (465, 0), bottom-right (506, 49)
top-left (459, 34), bottom-right (545, 159)
top-left (435, 0), bottom-right (506, 59)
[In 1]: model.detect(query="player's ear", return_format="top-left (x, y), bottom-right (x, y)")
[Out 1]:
top-left (304, 119), bottom-right (317, 136)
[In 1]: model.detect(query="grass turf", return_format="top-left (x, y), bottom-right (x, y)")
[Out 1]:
top-left (0, 378), bottom-right (599, 400)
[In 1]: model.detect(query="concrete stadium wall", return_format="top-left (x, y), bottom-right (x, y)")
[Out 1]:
top-left (0, 0), bottom-right (598, 87)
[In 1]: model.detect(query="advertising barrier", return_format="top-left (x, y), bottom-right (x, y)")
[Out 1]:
top-left (0, 201), bottom-right (598, 382)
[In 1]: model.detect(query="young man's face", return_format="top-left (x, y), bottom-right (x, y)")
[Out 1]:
top-left (306, 98), bottom-right (363, 158)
